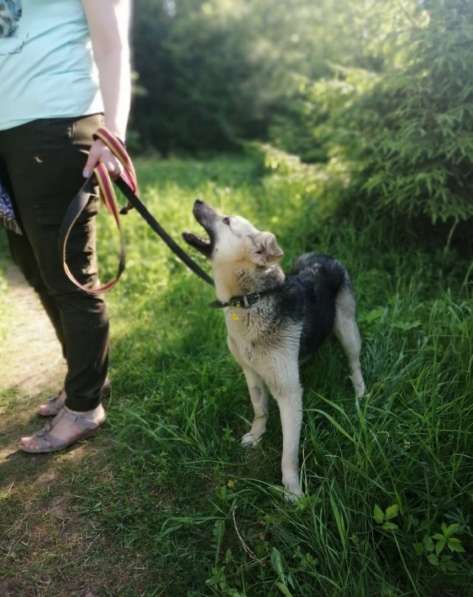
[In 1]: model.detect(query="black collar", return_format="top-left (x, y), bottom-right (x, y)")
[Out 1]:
top-left (209, 286), bottom-right (282, 309)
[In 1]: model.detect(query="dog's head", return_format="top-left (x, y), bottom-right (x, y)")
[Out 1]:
top-left (183, 200), bottom-right (283, 268)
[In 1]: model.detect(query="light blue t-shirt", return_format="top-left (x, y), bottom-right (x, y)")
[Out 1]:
top-left (0, 0), bottom-right (103, 130)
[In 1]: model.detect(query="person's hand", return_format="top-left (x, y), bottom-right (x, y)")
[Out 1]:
top-left (83, 139), bottom-right (123, 180)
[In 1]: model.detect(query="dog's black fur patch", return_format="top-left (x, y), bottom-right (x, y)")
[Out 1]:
top-left (276, 252), bottom-right (348, 358)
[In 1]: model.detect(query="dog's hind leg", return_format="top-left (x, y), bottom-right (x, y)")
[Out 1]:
top-left (334, 284), bottom-right (366, 398)
top-left (240, 366), bottom-right (269, 448)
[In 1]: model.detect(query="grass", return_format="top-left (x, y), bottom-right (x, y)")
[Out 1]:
top-left (2, 153), bottom-right (473, 595)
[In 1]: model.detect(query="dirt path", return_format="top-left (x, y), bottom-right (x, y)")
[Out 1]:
top-left (0, 265), bottom-right (151, 596)
top-left (0, 264), bottom-right (65, 400)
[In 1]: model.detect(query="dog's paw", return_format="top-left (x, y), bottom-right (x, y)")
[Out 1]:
top-left (354, 382), bottom-right (366, 399)
top-left (351, 374), bottom-right (366, 399)
top-left (241, 432), bottom-right (262, 448)
top-left (283, 484), bottom-right (303, 503)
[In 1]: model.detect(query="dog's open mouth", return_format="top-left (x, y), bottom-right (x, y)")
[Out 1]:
top-left (182, 199), bottom-right (216, 258)
top-left (182, 230), bottom-right (212, 256)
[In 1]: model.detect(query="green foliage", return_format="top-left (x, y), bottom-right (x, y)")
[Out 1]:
top-left (131, 0), bottom-right (473, 232)
top-left (272, 0), bottom-right (473, 228)
top-left (132, 0), bottom-right (473, 234)
top-left (132, 0), bottom-right (384, 153)
top-left (414, 523), bottom-right (466, 573)
top-left (373, 503), bottom-right (400, 531)
top-left (132, 0), bottom-right (329, 152)
top-left (358, 0), bottom-right (473, 224)
top-left (73, 156), bottom-right (473, 595)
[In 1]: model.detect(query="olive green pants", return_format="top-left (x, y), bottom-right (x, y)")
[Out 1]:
top-left (0, 114), bottom-right (109, 411)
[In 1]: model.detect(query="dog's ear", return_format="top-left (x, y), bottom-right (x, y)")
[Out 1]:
top-left (249, 232), bottom-right (284, 266)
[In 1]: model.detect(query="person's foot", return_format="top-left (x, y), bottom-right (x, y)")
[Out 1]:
top-left (37, 389), bottom-right (67, 417)
top-left (20, 405), bottom-right (106, 453)
top-left (37, 379), bottom-right (111, 417)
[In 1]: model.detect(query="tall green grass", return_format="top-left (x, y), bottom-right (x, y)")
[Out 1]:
top-left (74, 155), bottom-right (472, 595)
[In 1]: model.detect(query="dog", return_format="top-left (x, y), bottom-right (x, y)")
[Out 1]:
top-left (183, 200), bottom-right (366, 498)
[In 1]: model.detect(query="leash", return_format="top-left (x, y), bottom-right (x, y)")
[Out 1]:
top-left (114, 177), bottom-right (214, 286)
top-left (59, 127), bottom-right (214, 294)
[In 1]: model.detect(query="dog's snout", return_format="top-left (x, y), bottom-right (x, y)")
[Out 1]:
top-left (192, 199), bottom-right (217, 226)
top-left (193, 199), bottom-right (206, 214)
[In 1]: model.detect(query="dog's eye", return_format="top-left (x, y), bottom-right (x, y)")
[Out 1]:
top-left (222, 217), bottom-right (231, 225)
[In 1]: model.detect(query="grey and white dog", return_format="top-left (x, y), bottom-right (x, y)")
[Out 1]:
top-left (183, 200), bottom-right (366, 499)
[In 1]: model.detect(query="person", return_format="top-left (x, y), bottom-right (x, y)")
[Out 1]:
top-left (0, 0), bottom-right (132, 452)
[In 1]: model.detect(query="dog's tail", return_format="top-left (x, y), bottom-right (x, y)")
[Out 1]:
top-left (292, 252), bottom-right (349, 296)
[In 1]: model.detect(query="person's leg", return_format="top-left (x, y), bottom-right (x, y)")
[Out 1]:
top-left (8, 225), bottom-right (111, 417)
top-left (0, 115), bottom-right (110, 447)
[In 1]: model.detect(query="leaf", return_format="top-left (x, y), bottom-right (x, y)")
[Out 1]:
top-left (441, 556), bottom-right (458, 573)
top-left (435, 537), bottom-right (446, 555)
top-left (276, 582), bottom-right (294, 597)
top-left (271, 548), bottom-right (286, 580)
top-left (382, 522), bottom-right (398, 531)
top-left (444, 523), bottom-right (460, 538)
top-left (427, 553), bottom-right (439, 567)
top-left (385, 504), bottom-right (399, 520)
top-left (414, 542), bottom-right (424, 556)
top-left (423, 536), bottom-right (434, 552)
top-left (373, 504), bottom-right (384, 524)
top-left (447, 538), bottom-right (465, 553)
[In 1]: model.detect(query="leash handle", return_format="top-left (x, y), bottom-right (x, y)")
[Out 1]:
top-left (94, 127), bottom-right (139, 205)
top-left (60, 127), bottom-right (137, 294)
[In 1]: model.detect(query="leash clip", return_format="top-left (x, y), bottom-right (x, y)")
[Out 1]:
top-left (120, 204), bottom-right (132, 215)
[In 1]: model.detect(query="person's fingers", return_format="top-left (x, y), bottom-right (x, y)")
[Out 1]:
top-left (83, 142), bottom-right (102, 178)
top-left (83, 140), bottom-right (124, 180)
top-left (104, 155), bottom-right (123, 180)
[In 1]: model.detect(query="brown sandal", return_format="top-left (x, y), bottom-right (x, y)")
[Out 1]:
top-left (20, 407), bottom-right (106, 454)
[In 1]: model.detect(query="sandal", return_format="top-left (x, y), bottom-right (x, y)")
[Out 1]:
top-left (37, 379), bottom-right (111, 417)
top-left (37, 389), bottom-right (66, 417)
top-left (20, 406), bottom-right (106, 454)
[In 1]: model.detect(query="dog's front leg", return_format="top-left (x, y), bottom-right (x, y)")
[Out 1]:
top-left (227, 336), bottom-right (269, 447)
top-left (241, 366), bottom-right (269, 447)
top-left (267, 365), bottom-right (303, 500)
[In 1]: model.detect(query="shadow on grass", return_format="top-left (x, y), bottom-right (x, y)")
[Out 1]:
top-left (0, 387), bottom-right (160, 595)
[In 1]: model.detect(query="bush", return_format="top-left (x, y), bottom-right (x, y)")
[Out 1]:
top-left (132, 0), bottom-right (330, 153)
top-left (272, 0), bottom-right (473, 230)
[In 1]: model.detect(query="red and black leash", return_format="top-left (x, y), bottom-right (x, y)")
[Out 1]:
top-left (59, 127), bottom-right (214, 294)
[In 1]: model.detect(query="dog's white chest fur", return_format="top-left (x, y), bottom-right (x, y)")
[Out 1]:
top-left (224, 307), bottom-right (302, 372)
